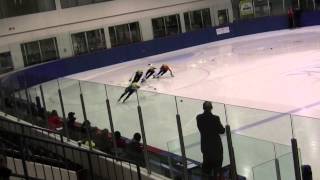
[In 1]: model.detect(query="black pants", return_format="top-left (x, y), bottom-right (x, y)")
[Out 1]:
top-left (118, 89), bottom-right (135, 102)
top-left (156, 69), bottom-right (168, 77)
top-left (201, 154), bottom-right (223, 180)
top-left (145, 69), bottom-right (155, 79)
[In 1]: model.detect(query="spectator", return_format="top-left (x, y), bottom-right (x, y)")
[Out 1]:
top-left (81, 119), bottom-right (91, 133)
top-left (288, 7), bottom-right (295, 28)
top-left (47, 110), bottom-right (63, 131)
top-left (0, 155), bottom-right (11, 180)
top-left (67, 112), bottom-right (76, 128)
top-left (95, 129), bottom-right (112, 153)
top-left (126, 132), bottom-right (145, 166)
top-left (114, 131), bottom-right (126, 149)
top-left (197, 101), bottom-right (225, 179)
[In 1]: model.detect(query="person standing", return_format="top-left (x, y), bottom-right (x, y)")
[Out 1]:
top-left (196, 101), bottom-right (225, 179)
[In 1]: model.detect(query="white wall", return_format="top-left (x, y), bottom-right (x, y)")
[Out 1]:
top-left (0, 0), bottom-right (233, 69)
top-left (0, 0), bottom-right (232, 46)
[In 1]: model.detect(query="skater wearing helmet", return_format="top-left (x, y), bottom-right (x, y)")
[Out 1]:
top-left (118, 82), bottom-right (140, 103)
top-left (141, 64), bottom-right (157, 83)
top-left (130, 70), bottom-right (144, 83)
top-left (154, 64), bottom-right (174, 78)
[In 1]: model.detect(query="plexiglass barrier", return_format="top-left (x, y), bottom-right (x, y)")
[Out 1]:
top-left (0, 77), bottom-right (305, 179)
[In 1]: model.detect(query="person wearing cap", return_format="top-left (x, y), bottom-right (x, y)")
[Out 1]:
top-left (196, 101), bottom-right (225, 179)
top-left (129, 70), bottom-right (144, 83)
top-left (118, 82), bottom-right (140, 103)
top-left (67, 112), bottom-right (76, 128)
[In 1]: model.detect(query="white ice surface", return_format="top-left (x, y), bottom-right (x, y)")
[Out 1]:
top-left (43, 26), bottom-right (320, 179)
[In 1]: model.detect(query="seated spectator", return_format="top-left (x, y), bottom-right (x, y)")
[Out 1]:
top-left (67, 112), bottom-right (76, 128)
top-left (114, 131), bottom-right (126, 149)
top-left (47, 110), bottom-right (63, 131)
top-left (0, 155), bottom-right (12, 180)
top-left (81, 119), bottom-right (91, 133)
top-left (126, 132), bottom-right (145, 166)
top-left (95, 129), bottom-right (112, 153)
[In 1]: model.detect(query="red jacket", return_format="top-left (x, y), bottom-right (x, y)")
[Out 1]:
top-left (48, 115), bottom-right (63, 130)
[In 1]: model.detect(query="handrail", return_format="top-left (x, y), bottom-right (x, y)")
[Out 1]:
top-left (0, 122), bottom-right (141, 166)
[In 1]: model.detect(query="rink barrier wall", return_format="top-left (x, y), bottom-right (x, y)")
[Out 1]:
top-left (2, 11), bottom-right (320, 88)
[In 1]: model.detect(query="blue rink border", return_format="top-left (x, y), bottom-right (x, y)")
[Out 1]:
top-left (1, 11), bottom-right (320, 89)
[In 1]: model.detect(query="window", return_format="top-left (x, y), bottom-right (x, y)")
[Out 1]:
top-left (218, 9), bottom-right (229, 25)
top-left (21, 37), bottom-right (59, 67)
top-left (0, 0), bottom-right (56, 19)
top-left (109, 22), bottom-right (142, 47)
top-left (71, 28), bottom-right (106, 55)
top-left (0, 52), bottom-right (13, 74)
top-left (152, 14), bottom-right (181, 38)
top-left (60, 0), bottom-right (112, 9)
top-left (254, 0), bottom-right (270, 17)
top-left (184, 9), bottom-right (212, 32)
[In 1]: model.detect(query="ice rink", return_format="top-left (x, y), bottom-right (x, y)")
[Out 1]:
top-left (38, 26), bottom-right (320, 179)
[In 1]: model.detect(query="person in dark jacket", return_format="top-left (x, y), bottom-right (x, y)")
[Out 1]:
top-left (196, 101), bottom-right (225, 179)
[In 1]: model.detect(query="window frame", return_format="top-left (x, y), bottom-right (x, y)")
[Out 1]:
top-left (109, 22), bottom-right (142, 47)
top-left (21, 37), bottom-right (59, 67)
top-left (152, 14), bottom-right (181, 38)
top-left (184, 8), bottom-right (212, 32)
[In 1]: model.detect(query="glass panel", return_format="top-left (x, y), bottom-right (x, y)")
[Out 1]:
top-left (252, 159), bottom-right (278, 180)
top-left (317, 0), bottom-right (320, 10)
top-left (60, 0), bottom-right (77, 8)
top-left (86, 29), bottom-right (106, 52)
top-left (60, 0), bottom-right (110, 9)
top-left (278, 152), bottom-right (296, 180)
top-left (115, 24), bottom-right (131, 46)
top-left (202, 8), bottom-right (212, 28)
top-left (23, 41), bottom-right (41, 66)
top-left (292, 115), bottom-right (320, 179)
top-left (0, 0), bottom-right (56, 19)
top-left (0, 52), bottom-right (13, 74)
top-left (39, 38), bottom-right (59, 62)
top-left (152, 17), bottom-right (166, 38)
top-left (300, 0), bottom-right (315, 10)
top-left (190, 10), bottom-right (203, 31)
top-left (137, 90), bottom-right (177, 151)
top-left (226, 105), bottom-right (293, 146)
top-left (129, 22), bottom-right (142, 43)
top-left (105, 84), bottom-right (141, 149)
top-left (165, 14), bottom-right (181, 36)
top-left (269, 0), bottom-right (285, 16)
top-left (79, 80), bottom-right (109, 130)
top-left (41, 80), bottom-right (61, 117)
top-left (71, 32), bottom-right (88, 55)
top-left (218, 9), bottom-right (229, 26)
top-left (184, 12), bottom-right (191, 32)
top-left (233, 133), bottom-right (275, 179)
top-left (59, 78), bottom-right (84, 123)
top-left (254, 0), bottom-right (270, 17)
top-left (108, 27), bottom-right (117, 47)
